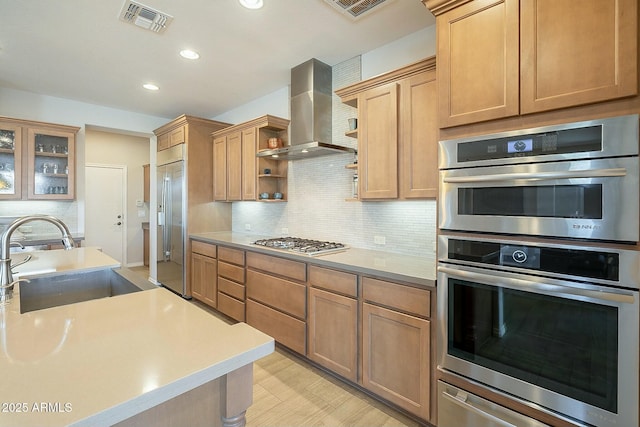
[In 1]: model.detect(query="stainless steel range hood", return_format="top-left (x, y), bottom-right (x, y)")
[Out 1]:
top-left (257, 58), bottom-right (355, 160)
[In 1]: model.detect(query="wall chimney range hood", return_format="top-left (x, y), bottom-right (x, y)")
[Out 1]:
top-left (257, 58), bottom-right (356, 160)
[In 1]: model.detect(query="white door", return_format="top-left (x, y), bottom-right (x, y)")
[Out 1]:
top-left (85, 164), bottom-right (126, 263)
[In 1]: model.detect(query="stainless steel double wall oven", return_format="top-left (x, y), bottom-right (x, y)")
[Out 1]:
top-left (437, 115), bottom-right (640, 427)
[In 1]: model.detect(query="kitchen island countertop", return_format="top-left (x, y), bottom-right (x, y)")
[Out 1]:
top-left (1, 248), bottom-right (274, 426)
top-left (190, 231), bottom-right (436, 287)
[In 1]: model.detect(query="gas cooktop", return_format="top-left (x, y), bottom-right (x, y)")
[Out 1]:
top-left (252, 237), bottom-right (348, 256)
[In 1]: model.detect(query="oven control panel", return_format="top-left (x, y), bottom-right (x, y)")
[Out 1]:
top-left (446, 238), bottom-right (619, 282)
top-left (500, 245), bottom-right (540, 269)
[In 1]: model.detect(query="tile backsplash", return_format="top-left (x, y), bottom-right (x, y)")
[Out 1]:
top-left (0, 201), bottom-right (79, 236)
top-left (232, 56), bottom-right (437, 260)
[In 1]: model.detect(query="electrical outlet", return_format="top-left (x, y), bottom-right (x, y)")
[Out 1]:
top-left (374, 235), bottom-right (386, 245)
top-left (245, 223), bottom-right (251, 231)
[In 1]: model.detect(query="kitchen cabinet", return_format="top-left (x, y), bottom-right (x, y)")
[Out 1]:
top-left (142, 164), bottom-right (150, 203)
top-left (426, 0), bottom-right (638, 128)
top-left (0, 117), bottom-right (79, 200)
top-left (0, 120), bottom-right (23, 200)
top-left (212, 115), bottom-right (289, 202)
top-left (246, 251), bottom-right (307, 354)
top-left (362, 277), bottom-right (431, 420)
top-left (154, 115), bottom-right (231, 297)
top-left (335, 58), bottom-right (438, 200)
top-left (157, 124), bottom-right (185, 151)
top-left (217, 245), bottom-right (246, 322)
top-left (190, 240), bottom-right (217, 307)
top-left (307, 265), bottom-right (358, 382)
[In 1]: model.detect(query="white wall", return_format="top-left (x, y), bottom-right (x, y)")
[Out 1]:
top-left (85, 130), bottom-right (150, 266)
top-left (216, 24), bottom-right (439, 260)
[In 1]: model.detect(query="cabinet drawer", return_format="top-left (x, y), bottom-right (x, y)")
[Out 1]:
top-left (217, 292), bottom-right (245, 322)
top-left (218, 277), bottom-right (245, 301)
top-left (309, 265), bottom-right (357, 297)
top-left (246, 269), bottom-right (306, 319)
top-left (247, 251), bottom-right (306, 282)
top-left (247, 299), bottom-right (305, 355)
top-left (218, 261), bottom-right (245, 283)
top-left (191, 240), bottom-right (217, 258)
top-left (362, 277), bottom-right (430, 318)
top-left (219, 246), bottom-right (245, 266)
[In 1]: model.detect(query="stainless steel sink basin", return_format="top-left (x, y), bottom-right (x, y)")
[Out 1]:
top-left (19, 267), bottom-right (155, 313)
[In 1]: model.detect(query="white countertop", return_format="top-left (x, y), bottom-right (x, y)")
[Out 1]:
top-left (1, 248), bottom-right (274, 426)
top-left (190, 231), bottom-right (436, 287)
top-left (11, 247), bottom-right (120, 278)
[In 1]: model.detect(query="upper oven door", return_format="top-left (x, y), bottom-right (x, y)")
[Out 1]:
top-left (439, 156), bottom-right (639, 242)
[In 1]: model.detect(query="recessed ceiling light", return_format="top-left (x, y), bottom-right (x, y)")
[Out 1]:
top-left (143, 83), bottom-right (159, 91)
top-left (239, 0), bottom-right (264, 9)
top-left (180, 49), bottom-right (200, 60)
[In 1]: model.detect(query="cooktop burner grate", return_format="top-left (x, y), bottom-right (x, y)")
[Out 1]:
top-left (253, 237), bottom-right (348, 256)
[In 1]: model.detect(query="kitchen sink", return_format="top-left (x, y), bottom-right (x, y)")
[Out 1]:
top-left (19, 267), bottom-right (155, 313)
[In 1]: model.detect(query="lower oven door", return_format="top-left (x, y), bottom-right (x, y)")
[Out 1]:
top-left (437, 263), bottom-right (639, 427)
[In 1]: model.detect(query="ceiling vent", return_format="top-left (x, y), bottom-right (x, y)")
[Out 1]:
top-left (322, 0), bottom-right (395, 20)
top-left (119, 0), bottom-right (173, 33)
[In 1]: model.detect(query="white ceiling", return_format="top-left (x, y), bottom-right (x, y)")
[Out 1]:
top-left (0, 0), bottom-right (434, 120)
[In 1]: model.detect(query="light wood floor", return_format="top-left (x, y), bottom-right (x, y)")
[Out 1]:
top-left (246, 347), bottom-right (422, 427)
top-left (129, 266), bottom-right (422, 427)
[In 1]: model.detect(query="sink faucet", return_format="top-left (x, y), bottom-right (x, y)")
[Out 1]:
top-left (0, 215), bottom-right (75, 303)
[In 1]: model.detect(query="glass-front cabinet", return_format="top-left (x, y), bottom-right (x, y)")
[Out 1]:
top-left (0, 122), bottom-right (23, 200)
top-left (27, 127), bottom-right (76, 199)
top-left (0, 117), bottom-right (78, 200)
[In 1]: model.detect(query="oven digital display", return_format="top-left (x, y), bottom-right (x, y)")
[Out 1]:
top-left (507, 138), bottom-right (533, 153)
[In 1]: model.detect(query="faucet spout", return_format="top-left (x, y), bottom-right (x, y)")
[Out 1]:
top-left (0, 215), bottom-right (75, 304)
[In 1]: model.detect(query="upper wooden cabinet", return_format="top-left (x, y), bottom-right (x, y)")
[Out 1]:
top-left (425, 0), bottom-right (638, 128)
top-left (212, 115), bottom-right (289, 202)
top-left (157, 124), bottom-right (186, 151)
top-left (336, 58), bottom-right (438, 200)
top-left (0, 117), bottom-right (79, 200)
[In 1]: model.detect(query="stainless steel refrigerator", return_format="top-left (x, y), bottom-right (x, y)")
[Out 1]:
top-left (157, 144), bottom-right (187, 297)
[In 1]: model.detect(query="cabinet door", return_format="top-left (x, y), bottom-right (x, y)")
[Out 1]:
top-left (169, 125), bottom-right (185, 147)
top-left (358, 82), bottom-right (398, 199)
top-left (308, 287), bottom-right (358, 382)
top-left (520, 0), bottom-right (637, 114)
top-left (157, 133), bottom-right (170, 151)
top-left (241, 127), bottom-right (257, 200)
top-left (27, 127), bottom-right (75, 200)
top-left (437, 0), bottom-right (520, 127)
top-left (362, 303), bottom-right (430, 420)
top-left (227, 131), bottom-right (242, 201)
top-left (213, 136), bottom-right (227, 201)
top-left (191, 252), bottom-right (217, 307)
top-left (0, 122), bottom-right (22, 200)
top-left (399, 70), bottom-right (438, 199)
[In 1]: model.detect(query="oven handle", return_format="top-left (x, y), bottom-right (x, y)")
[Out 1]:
top-left (442, 390), bottom-right (517, 427)
top-left (438, 265), bottom-right (636, 304)
top-left (442, 167), bottom-right (626, 183)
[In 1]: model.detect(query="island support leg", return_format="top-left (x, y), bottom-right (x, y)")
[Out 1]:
top-left (221, 363), bottom-right (254, 427)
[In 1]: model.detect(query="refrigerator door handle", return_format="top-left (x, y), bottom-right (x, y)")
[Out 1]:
top-left (163, 175), bottom-right (171, 259)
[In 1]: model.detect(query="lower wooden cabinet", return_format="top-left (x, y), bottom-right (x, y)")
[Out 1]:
top-left (216, 246), bottom-right (246, 322)
top-left (246, 252), bottom-right (307, 354)
top-left (307, 287), bottom-right (358, 382)
top-left (362, 277), bottom-right (431, 421)
top-left (191, 241), bottom-right (217, 307)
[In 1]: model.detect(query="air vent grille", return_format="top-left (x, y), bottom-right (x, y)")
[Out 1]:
top-left (323, 0), bottom-right (394, 20)
top-left (119, 0), bottom-right (173, 33)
